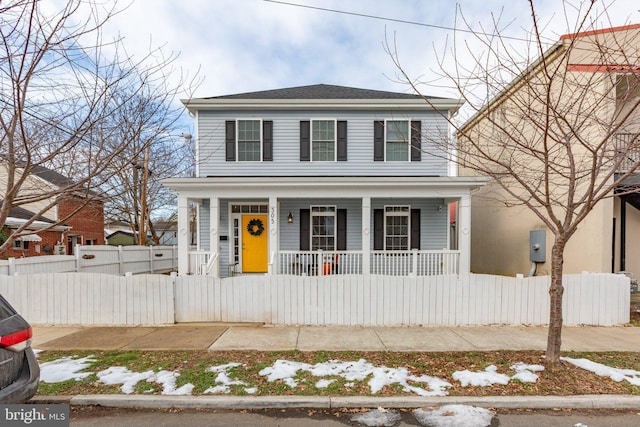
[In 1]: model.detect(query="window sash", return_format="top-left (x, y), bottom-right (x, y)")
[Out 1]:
top-left (384, 205), bottom-right (410, 250)
top-left (385, 120), bottom-right (409, 161)
top-left (237, 120), bottom-right (262, 161)
top-left (311, 205), bottom-right (336, 250)
top-left (311, 120), bottom-right (336, 161)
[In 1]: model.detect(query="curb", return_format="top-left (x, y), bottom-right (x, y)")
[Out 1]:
top-left (31, 394), bottom-right (640, 410)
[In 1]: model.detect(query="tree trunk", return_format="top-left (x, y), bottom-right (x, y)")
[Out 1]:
top-left (546, 236), bottom-right (566, 364)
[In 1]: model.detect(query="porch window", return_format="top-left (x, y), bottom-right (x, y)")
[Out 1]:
top-left (237, 120), bottom-right (261, 161)
top-left (311, 120), bottom-right (336, 161)
top-left (385, 206), bottom-right (409, 250)
top-left (311, 205), bottom-right (335, 250)
top-left (385, 120), bottom-right (410, 161)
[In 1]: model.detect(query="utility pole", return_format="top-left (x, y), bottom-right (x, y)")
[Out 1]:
top-left (139, 144), bottom-right (150, 246)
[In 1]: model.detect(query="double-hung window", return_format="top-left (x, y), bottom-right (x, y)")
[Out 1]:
top-left (384, 206), bottom-right (409, 250)
top-left (225, 119), bottom-right (273, 162)
top-left (312, 120), bottom-right (336, 161)
top-left (374, 120), bottom-right (421, 162)
top-left (385, 120), bottom-right (410, 161)
top-left (237, 120), bottom-right (261, 161)
top-left (311, 205), bottom-right (336, 250)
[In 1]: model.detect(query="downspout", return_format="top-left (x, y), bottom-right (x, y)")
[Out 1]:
top-left (620, 196), bottom-right (626, 272)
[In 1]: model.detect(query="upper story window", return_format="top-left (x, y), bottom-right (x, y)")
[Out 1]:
top-left (384, 206), bottom-right (409, 250)
top-left (237, 120), bottom-right (261, 161)
top-left (385, 120), bottom-right (410, 161)
top-left (225, 120), bottom-right (273, 162)
top-left (374, 120), bottom-right (421, 162)
top-left (300, 120), bottom-right (347, 162)
top-left (312, 120), bottom-right (336, 161)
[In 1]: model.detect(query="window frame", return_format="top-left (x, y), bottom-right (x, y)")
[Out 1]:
top-left (236, 119), bottom-right (263, 162)
top-left (384, 119), bottom-right (411, 162)
top-left (13, 239), bottom-right (29, 250)
top-left (311, 119), bottom-right (337, 162)
top-left (383, 205), bottom-right (410, 251)
top-left (310, 205), bottom-right (336, 251)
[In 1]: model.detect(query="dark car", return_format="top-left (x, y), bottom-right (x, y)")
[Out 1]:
top-left (0, 294), bottom-right (39, 403)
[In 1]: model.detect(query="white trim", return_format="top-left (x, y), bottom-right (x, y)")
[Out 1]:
top-left (310, 119), bottom-right (337, 162)
top-left (310, 205), bottom-right (337, 251)
top-left (383, 119), bottom-right (411, 162)
top-left (228, 202), bottom-right (269, 274)
top-left (383, 205), bottom-right (411, 251)
top-left (182, 98), bottom-right (464, 113)
top-left (235, 118), bottom-right (263, 162)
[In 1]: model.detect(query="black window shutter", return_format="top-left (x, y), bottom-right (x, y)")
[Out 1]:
top-left (300, 121), bottom-right (310, 161)
top-left (410, 209), bottom-right (421, 250)
top-left (337, 121), bottom-right (347, 161)
top-left (300, 209), bottom-right (310, 250)
top-left (225, 120), bottom-right (236, 161)
top-left (374, 121), bottom-right (384, 161)
top-left (411, 120), bottom-right (421, 162)
top-left (337, 209), bottom-right (347, 250)
top-left (373, 209), bottom-right (384, 250)
top-left (263, 120), bottom-right (273, 161)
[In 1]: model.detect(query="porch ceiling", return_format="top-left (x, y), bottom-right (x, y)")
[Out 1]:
top-left (162, 176), bottom-right (490, 199)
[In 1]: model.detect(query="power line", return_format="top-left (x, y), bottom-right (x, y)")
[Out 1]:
top-left (263, 0), bottom-right (535, 43)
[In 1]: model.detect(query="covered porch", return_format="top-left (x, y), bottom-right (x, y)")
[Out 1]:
top-left (163, 176), bottom-right (488, 278)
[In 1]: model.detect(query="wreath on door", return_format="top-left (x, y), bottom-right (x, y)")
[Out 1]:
top-left (246, 218), bottom-right (265, 236)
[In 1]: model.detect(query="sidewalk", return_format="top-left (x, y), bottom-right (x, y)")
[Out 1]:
top-left (32, 323), bottom-right (640, 352)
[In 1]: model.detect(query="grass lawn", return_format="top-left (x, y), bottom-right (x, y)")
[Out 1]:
top-left (36, 349), bottom-right (640, 397)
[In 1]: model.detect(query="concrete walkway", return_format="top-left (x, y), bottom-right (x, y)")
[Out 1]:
top-left (32, 324), bottom-right (640, 352)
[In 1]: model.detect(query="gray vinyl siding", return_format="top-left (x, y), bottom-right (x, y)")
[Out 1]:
top-left (278, 199), bottom-right (363, 251)
top-left (197, 110), bottom-right (450, 177)
top-left (371, 198), bottom-right (448, 250)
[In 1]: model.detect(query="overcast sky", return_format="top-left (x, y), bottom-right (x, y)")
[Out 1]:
top-left (100, 0), bottom-right (639, 99)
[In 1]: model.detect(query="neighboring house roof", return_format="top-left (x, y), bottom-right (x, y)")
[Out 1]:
top-left (202, 84), bottom-right (445, 100)
top-left (154, 221), bottom-right (177, 231)
top-left (459, 23), bottom-right (640, 133)
top-left (1, 202), bottom-right (55, 224)
top-left (22, 163), bottom-right (102, 198)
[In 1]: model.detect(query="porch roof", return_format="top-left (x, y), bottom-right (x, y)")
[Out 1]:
top-left (162, 176), bottom-right (489, 199)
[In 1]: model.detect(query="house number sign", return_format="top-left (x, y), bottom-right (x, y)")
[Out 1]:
top-left (270, 206), bottom-right (277, 235)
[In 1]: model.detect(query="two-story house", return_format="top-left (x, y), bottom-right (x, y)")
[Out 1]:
top-left (458, 24), bottom-right (640, 278)
top-left (164, 84), bottom-right (487, 277)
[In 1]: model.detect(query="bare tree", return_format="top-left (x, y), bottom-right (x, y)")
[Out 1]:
top-left (0, 0), bottom-right (195, 253)
top-left (390, 0), bottom-right (640, 364)
top-left (100, 87), bottom-right (193, 246)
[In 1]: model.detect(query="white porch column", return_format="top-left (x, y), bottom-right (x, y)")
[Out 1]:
top-left (209, 197), bottom-right (220, 278)
top-left (268, 196), bottom-right (278, 275)
top-left (362, 197), bottom-right (371, 275)
top-left (177, 195), bottom-right (189, 275)
top-left (458, 194), bottom-right (471, 274)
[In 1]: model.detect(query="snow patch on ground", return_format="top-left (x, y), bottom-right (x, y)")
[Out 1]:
top-left (452, 363), bottom-right (545, 386)
top-left (561, 356), bottom-right (640, 386)
top-left (259, 358), bottom-right (452, 396)
top-left (96, 367), bottom-right (194, 395)
top-left (204, 362), bottom-right (255, 394)
top-left (39, 356), bottom-right (96, 383)
top-left (413, 405), bottom-right (495, 427)
top-left (351, 408), bottom-right (402, 426)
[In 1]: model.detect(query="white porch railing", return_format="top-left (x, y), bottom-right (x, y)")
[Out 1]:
top-left (188, 250), bottom-right (211, 275)
top-left (371, 250), bottom-right (460, 276)
top-left (278, 250), bottom-right (363, 275)
top-left (276, 249), bottom-right (459, 276)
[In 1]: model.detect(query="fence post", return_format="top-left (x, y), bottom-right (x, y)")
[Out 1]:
top-left (118, 246), bottom-right (124, 275)
top-left (8, 258), bottom-right (15, 277)
top-left (75, 246), bottom-right (82, 272)
top-left (149, 246), bottom-right (154, 274)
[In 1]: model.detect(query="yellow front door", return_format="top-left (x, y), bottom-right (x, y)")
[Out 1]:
top-left (242, 215), bottom-right (268, 272)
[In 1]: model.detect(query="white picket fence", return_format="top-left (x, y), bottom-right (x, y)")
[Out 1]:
top-left (0, 272), bottom-right (629, 326)
top-left (0, 245), bottom-right (177, 276)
